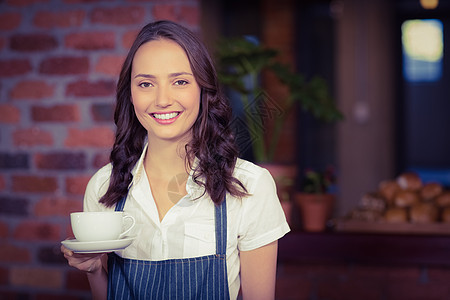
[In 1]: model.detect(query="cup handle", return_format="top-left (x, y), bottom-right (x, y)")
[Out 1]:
top-left (119, 215), bottom-right (135, 239)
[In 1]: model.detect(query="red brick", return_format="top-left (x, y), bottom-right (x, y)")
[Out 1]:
top-left (12, 175), bottom-right (58, 193)
top-left (10, 267), bottom-right (63, 289)
top-left (34, 197), bottom-right (82, 216)
top-left (151, 4), bottom-right (199, 26)
top-left (65, 31), bottom-right (115, 50)
top-left (0, 242), bottom-right (31, 263)
top-left (0, 104), bottom-right (20, 123)
top-left (10, 33), bottom-right (58, 52)
top-left (6, 0), bottom-right (49, 6)
top-left (13, 127), bottom-right (54, 146)
top-left (35, 152), bottom-right (86, 170)
top-left (91, 6), bottom-right (145, 25)
top-left (10, 80), bottom-right (54, 99)
top-left (33, 10), bottom-right (85, 28)
top-left (66, 269), bottom-right (90, 291)
top-left (179, 5), bottom-right (200, 26)
top-left (65, 79), bottom-right (115, 97)
top-left (0, 37), bottom-right (5, 50)
top-left (0, 12), bottom-right (21, 30)
top-left (65, 222), bottom-right (74, 238)
top-left (14, 221), bottom-right (61, 241)
top-left (31, 104), bottom-right (80, 122)
top-left (66, 176), bottom-right (90, 195)
top-left (0, 152), bottom-right (29, 169)
top-left (122, 29), bottom-right (139, 49)
top-left (95, 54), bottom-right (125, 76)
top-left (0, 59), bottom-right (31, 77)
top-left (93, 152), bottom-right (110, 168)
top-left (38, 245), bottom-right (71, 264)
top-left (152, 4), bottom-right (177, 22)
top-left (0, 195), bottom-right (29, 216)
top-left (39, 56), bottom-right (89, 75)
top-left (0, 221), bottom-right (8, 238)
top-left (65, 127), bottom-right (114, 147)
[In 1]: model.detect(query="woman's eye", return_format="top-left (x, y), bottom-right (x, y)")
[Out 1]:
top-left (174, 80), bottom-right (188, 86)
top-left (139, 82), bottom-right (152, 88)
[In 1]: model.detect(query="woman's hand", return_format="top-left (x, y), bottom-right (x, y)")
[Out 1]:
top-left (61, 245), bottom-right (108, 300)
top-left (60, 245), bottom-right (106, 274)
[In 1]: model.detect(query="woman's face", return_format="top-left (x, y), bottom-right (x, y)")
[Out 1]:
top-left (130, 38), bottom-right (201, 145)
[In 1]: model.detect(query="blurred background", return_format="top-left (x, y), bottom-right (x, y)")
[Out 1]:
top-left (1, 0), bottom-right (450, 299)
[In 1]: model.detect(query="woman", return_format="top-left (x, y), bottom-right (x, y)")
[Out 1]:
top-left (61, 20), bottom-right (290, 300)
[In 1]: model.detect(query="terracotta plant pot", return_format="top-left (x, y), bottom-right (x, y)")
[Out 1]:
top-left (295, 193), bottom-right (335, 232)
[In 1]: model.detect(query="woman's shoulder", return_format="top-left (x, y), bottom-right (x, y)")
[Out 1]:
top-left (234, 158), bottom-right (265, 176)
top-left (86, 163), bottom-right (113, 193)
top-left (233, 158), bottom-right (274, 193)
top-left (91, 163), bottom-right (113, 181)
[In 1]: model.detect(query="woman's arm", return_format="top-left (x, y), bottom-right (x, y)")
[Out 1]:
top-left (239, 240), bottom-right (278, 300)
top-left (61, 245), bottom-right (108, 300)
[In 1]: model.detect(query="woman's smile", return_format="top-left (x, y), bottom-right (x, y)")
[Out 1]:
top-left (151, 111), bottom-right (182, 124)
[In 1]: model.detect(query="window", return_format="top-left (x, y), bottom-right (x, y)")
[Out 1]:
top-left (402, 19), bottom-right (443, 82)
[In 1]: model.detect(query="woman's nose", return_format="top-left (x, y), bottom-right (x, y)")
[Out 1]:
top-left (155, 86), bottom-right (172, 107)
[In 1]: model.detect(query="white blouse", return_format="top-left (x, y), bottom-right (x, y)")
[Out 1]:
top-left (83, 144), bottom-right (290, 300)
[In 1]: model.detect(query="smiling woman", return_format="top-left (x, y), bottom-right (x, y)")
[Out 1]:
top-left (61, 20), bottom-right (289, 300)
top-left (130, 39), bottom-right (201, 143)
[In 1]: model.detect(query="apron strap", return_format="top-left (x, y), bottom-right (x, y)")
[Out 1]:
top-left (115, 196), bottom-right (126, 212)
top-left (215, 197), bottom-right (227, 256)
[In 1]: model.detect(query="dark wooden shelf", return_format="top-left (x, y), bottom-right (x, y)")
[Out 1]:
top-left (278, 230), bottom-right (450, 267)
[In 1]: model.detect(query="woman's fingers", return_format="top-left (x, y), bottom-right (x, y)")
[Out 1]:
top-left (61, 244), bottom-right (105, 273)
top-left (61, 245), bottom-right (73, 257)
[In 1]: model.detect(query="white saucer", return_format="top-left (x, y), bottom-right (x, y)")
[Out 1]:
top-left (61, 236), bottom-right (135, 253)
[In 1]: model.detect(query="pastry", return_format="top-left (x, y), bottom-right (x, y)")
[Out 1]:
top-left (397, 172), bottom-right (422, 191)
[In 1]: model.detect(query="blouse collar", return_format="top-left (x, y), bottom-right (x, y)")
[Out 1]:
top-left (129, 142), bottom-right (205, 199)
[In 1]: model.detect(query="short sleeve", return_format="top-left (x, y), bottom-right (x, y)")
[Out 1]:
top-left (237, 168), bottom-right (290, 251)
top-left (83, 164), bottom-right (113, 212)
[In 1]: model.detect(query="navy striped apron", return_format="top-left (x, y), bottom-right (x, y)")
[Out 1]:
top-left (107, 196), bottom-right (230, 300)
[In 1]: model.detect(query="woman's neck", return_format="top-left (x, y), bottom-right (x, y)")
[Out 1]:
top-left (144, 138), bottom-right (189, 179)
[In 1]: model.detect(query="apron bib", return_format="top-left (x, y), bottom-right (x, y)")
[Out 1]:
top-left (107, 196), bottom-right (230, 300)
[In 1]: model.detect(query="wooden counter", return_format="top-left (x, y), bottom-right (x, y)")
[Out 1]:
top-left (278, 230), bottom-right (450, 267)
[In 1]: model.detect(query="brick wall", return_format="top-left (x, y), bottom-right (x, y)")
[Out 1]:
top-left (0, 0), bottom-right (199, 299)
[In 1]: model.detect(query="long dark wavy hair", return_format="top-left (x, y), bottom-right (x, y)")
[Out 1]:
top-left (99, 20), bottom-right (248, 207)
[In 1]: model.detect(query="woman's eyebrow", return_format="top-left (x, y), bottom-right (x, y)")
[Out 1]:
top-left (134, 72), bottom-right (193, 79)
top-left (168, 72), bottom-right (193, 78)
top-left (134, 74), bottom-right (156, 79)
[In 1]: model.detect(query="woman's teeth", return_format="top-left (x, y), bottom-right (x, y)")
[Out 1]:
top-left (153, 112), bottom-right (179, 120)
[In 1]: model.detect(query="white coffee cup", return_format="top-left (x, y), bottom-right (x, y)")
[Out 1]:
top-left (70, 211), bottom-right (135, 242)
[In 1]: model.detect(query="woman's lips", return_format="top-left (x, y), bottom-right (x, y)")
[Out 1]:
top-left (151, 112), bottom-right (181, 124)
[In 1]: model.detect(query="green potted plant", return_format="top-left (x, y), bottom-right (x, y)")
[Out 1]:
top-left (215, 37), bottom-right (343, 226)
top-left (296, 167), bottom-right (336, 232)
